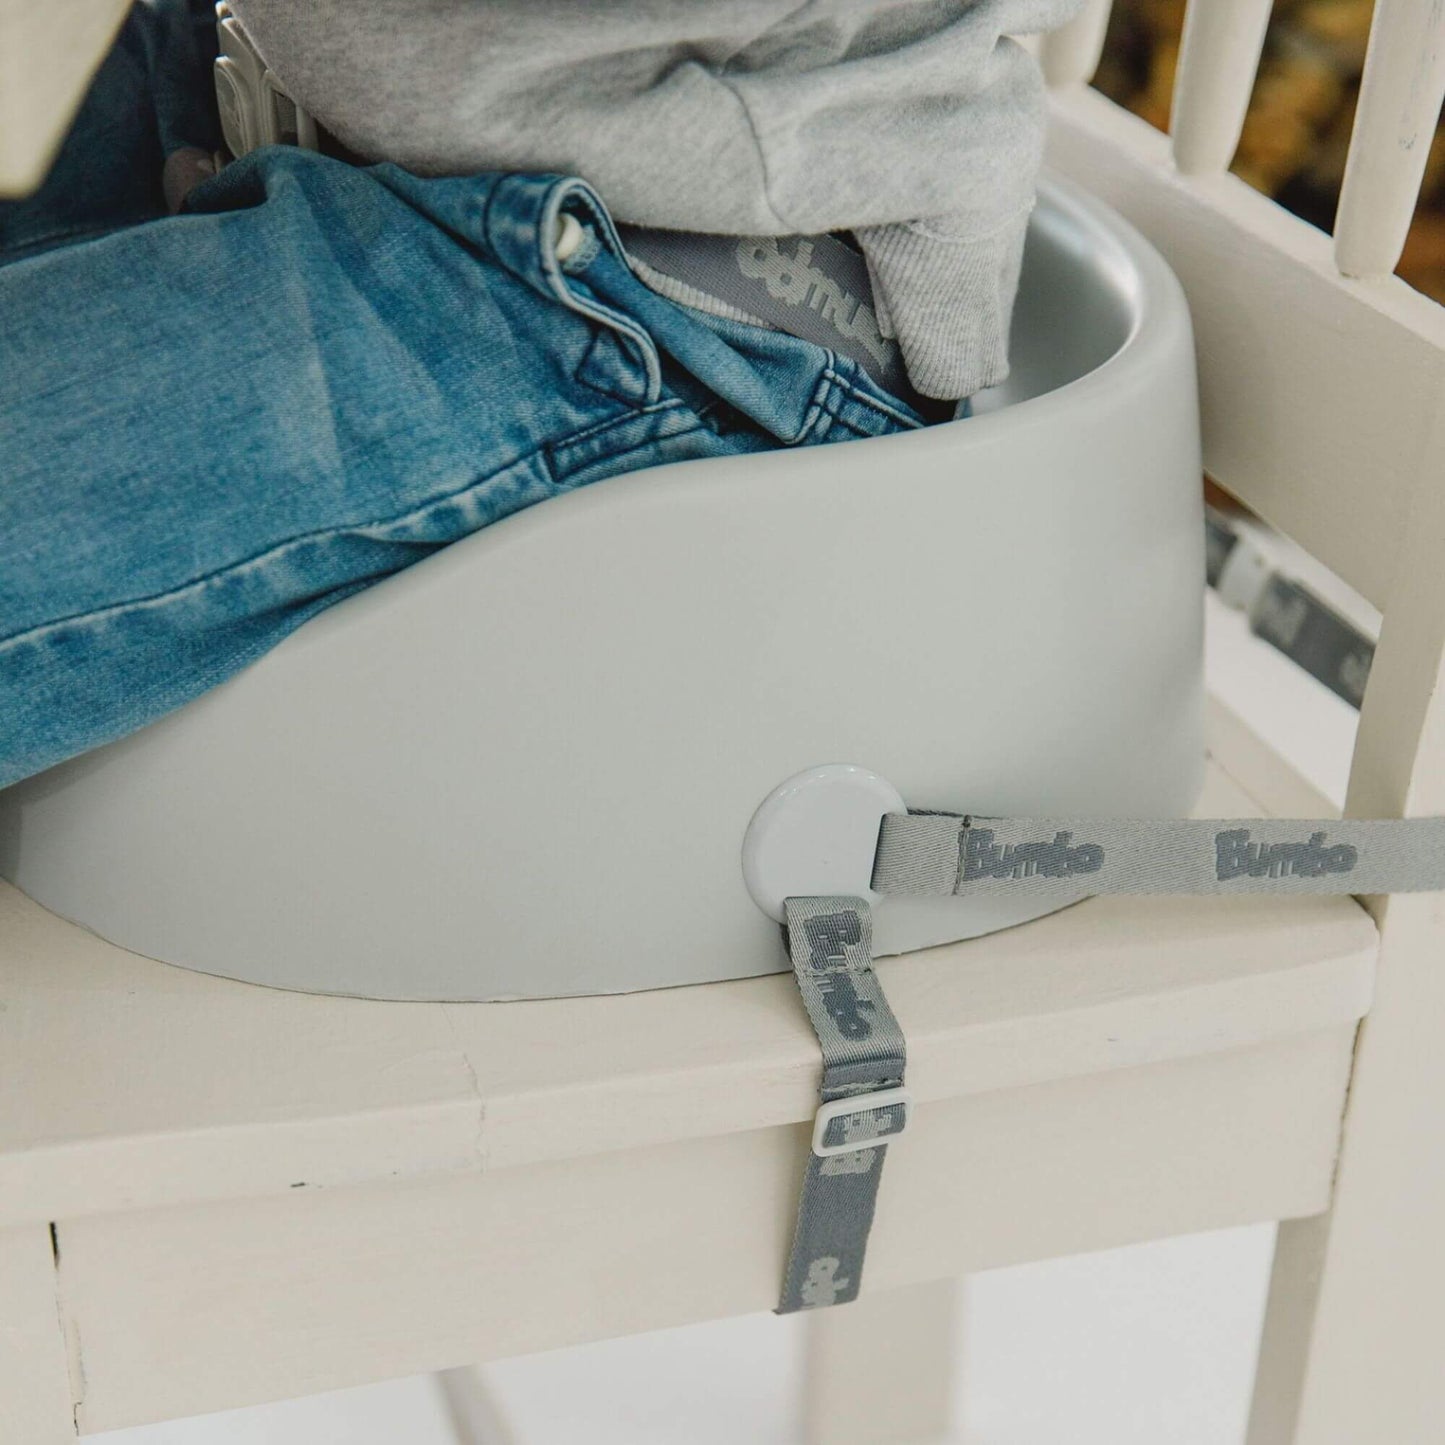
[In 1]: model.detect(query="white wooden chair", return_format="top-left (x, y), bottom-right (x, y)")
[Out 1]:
top-left (3, 2), bottom-right (1444, 1442)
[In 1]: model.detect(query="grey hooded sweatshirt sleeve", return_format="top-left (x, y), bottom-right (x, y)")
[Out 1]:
top-left (227, 0), bottom-right (1085, 398)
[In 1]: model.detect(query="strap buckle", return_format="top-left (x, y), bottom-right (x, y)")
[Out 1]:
top-left (811, 1086), bottom-right (912, 1158)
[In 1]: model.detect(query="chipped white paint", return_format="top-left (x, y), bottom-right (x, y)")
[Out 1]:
top-left (0, 1226), bottom-right (76, 1444)
top-left (55, 1022), bottom-right (1361, 1431)
top-left (1334, 0), bottom-right (1445, 277)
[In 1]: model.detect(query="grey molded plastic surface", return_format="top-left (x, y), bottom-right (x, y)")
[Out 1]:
top-left (0, 177), bottom-right (1206, 1000)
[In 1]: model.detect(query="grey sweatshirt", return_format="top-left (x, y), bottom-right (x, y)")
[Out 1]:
top-left (228, 0), bottom-right (1084, 398)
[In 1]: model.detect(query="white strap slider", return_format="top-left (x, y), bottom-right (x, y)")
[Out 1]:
top-left (812, 1087), bottom-right (912, 1158)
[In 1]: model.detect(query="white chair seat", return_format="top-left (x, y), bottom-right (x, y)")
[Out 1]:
top-left (0, 744), bottom-right (1375, 1432)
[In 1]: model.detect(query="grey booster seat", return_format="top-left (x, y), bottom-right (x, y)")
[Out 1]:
top-left (0, 174), bottom-right (1208, 1001)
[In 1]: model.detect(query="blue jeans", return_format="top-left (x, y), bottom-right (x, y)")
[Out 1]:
top-left (0, 151), bottom-right (924, 787)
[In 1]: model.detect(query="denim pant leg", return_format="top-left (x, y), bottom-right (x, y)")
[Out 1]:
top-left (0, 153), bottom-right (921, 788)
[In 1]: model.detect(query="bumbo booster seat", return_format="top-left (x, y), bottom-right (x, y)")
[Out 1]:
top-left (14, 164), bottom-right (1445, 1316)
top-left (0, 177), bottom-right (1207, 1002)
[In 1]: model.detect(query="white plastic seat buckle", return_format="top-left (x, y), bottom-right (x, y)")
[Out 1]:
top-left (811, 1086), bottom-right (912, 1158)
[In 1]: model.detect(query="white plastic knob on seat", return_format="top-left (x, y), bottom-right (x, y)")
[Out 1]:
top-left (741, 765), bottom-right (906, 922)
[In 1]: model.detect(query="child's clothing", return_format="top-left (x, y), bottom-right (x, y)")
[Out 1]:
top-left (0, 154), bottom-right (922, 785)
top-left (225, 0), bottom-right (1086, 399)
top-left (0, 0), bottom-right (1084, 786)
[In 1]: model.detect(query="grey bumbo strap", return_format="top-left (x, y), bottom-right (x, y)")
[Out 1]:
top-left (777, 896), bottom-right (909, 1314)
top-left (873, 814), bottom-right (1445, 900)
top-left (775, 809), bottom-right (1445, 1314)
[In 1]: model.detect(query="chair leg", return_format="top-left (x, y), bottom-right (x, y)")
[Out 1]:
top-left (802, 1276), bottom-right (961, 1445)
top-left (1245, 1215), bottom-right (1329, 1445)
top-left (1245, 895), bottom-right (1445, 1444)
top-left (0, 1225), bottom-right (77, 1445)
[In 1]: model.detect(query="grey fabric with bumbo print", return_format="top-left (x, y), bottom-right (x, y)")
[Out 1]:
top-left (872, 813), bottom-right (1445, 899)
top-left (776, 792), bottom-right (1445, 1314)
top-left (777, 896), bottom-right (908, 1315)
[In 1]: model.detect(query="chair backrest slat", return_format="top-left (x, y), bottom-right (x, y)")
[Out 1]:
top-left (1168, 0), bottom-right (1274, 175)
top-left (1038, 0), bottom-right (1116, 88)
top-left (1334, 0), bottom-right (1445, 279)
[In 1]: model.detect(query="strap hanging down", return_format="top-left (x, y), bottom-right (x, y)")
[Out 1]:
top-left (777, 896), bottom-right (910, 1314)
top-left (873, 814), bottom-right (1445, 900)
top-left (772, 801), bottom-right (1445, 1315)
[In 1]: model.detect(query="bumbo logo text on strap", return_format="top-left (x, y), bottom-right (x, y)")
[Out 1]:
top-left (1215, 828), bottom-right (1358, 881)
top-left (735, 238), bottom-right (890, 370)
top-left (961, 827), bottom-right (1105, 883)
top-left (803, 911), bottom-right (876, 1041)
